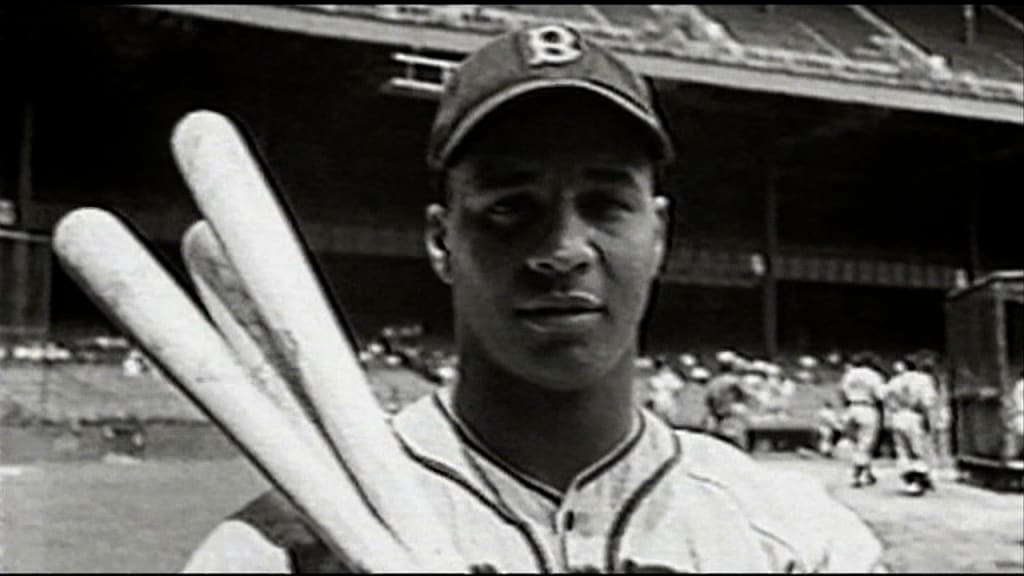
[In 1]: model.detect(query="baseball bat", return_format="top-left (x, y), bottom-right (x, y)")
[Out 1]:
top-left (53, 208), bottom-right (416, 572)
top-left (171, 110), bottom-right (463, 570)
top-left (181, 220), bottom-right (330, 463)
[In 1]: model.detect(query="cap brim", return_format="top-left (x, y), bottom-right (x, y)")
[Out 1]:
top-left (431, 79), bottom-right (674, 170)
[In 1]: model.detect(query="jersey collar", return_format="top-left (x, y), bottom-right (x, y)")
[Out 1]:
top-left (392, 387), bottom-right (680, 521)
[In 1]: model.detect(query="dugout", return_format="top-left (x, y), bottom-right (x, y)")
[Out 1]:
top-left (946, 271), bottom-right (1024, 489)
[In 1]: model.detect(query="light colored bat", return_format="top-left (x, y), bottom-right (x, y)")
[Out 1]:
top-left (181, 220), bottom-right (330, 462)
top-left (171, 110), bottom-right (463, 571)
top-left (52, 208), bottom-right (417, 572)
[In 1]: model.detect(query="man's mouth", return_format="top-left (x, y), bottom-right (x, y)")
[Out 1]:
top-left (514, 292), bottom-right (605, 333)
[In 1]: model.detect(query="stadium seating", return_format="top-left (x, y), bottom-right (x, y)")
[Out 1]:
top-left (700, 5), bottom-right (831, 56)
top-left (871, 5), bottom-right (1023, 83)
top-left (493, 5), bottom-right (595, 24)
top-left (287, 5), bottom-right (1023, 104)
top-left (593, 5), bottom-right (659, 29)
top-left (774, 5), bottom-right (896, 63)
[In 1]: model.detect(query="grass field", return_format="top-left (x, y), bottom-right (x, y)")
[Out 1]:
top-left (1, 362), bottom-right (438, 424)
top-left (6, 362), bottom-right (1011, 572)
top-left (1, 459), bottom-right (267, 572)
top-left (2, 455), bottom-right (1021, 572)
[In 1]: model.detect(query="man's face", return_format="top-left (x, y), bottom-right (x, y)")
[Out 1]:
top-left (426, 94), bottom-right (669, 391)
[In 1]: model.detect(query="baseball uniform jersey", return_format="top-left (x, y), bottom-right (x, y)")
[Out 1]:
top-left (885, 370), bottom-right (938, 472)
top-left (1012, 378), bottom-right (1024, 437)
top-left (184, 387), bottom-right (884, 573)
top-left (839, 366), bottom-right (886, 467)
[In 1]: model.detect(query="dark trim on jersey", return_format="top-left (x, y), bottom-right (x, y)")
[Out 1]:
top-left (604, 431), bottom-right (683, 573)
top-left (394, 433), bottom-right (553, 573)
top-left (576, 412), bottom-right (646, 491)
top-left (462, 445), bottom-right (558, 574)
top-left (433, 394), bottom-right (650, 505)
top-left (432, 393), bottom-right (563, 504)
top-left (681, 469), bottom-right (805, 570)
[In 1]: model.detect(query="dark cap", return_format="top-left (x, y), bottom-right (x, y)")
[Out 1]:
top-left (426, 24), bottom-right (675, 172)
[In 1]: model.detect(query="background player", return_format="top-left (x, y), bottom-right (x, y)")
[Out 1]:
top-left (839, 352), bottom-right (887, 488)
top-left (885, 353), bottom-right (940, 495)
top-left (183, 24), bottom-right (884, 573)
top-left (704, 350), bottom-right (752, 450)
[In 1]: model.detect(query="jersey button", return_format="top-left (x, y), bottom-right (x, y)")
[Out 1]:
top-left (564, 510), bottom-right (575, 531)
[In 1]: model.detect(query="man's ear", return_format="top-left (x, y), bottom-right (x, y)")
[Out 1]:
top-left (425, 204), bottom-right (452, 284)
top-left (652, 195), bottom-right (671, 274)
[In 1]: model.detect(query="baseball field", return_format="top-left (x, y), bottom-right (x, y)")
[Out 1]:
top-left (2, 363), bottom-right (1022, 573)
top-left (2, 444), bottom-right (1021, 572)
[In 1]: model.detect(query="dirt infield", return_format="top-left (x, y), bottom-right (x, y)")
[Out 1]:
top-left (2, 454), bottom-right (1021, 572)
top-left (759, 455), bottom-right (1024, 573)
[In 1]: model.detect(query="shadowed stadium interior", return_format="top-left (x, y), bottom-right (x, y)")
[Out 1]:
top-left (0, 10), bottom-right (1021, 572)
top-left (0, 6), bottom-right (1021, 430)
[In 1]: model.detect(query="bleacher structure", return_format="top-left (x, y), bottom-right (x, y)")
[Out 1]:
top-left (275, 4), bottom-right (1024, 113)
top-left (2, 5), bottom-right (1021, 354)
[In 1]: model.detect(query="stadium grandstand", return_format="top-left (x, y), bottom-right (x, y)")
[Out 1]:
top-left (0, 4), bottom-right (1021, 362)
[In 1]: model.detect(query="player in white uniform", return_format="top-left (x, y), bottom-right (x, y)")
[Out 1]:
top-left (1008, 373), bottom-right (1024, 460)
top-left (183, 24), bottom-right (884, 573)
top-left (839, 353), bottom-right (887, 488)
top-left (885, 356), bottom-right (939, 495)
top-left (644, 357), bottom-right (687, 426)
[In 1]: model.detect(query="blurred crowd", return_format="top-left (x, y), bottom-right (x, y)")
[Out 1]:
top-left (6, 327), bottom-right (1021, 476)
top-left (0, 336), bottom-right (133, 366)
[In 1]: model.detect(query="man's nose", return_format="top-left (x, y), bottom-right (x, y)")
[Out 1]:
top-left (526, 210), bottom-right (596, 278)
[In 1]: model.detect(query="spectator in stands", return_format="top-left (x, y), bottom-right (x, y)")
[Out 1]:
top-left (689, 365), bottom-right (711, 386)
top-left (839, 352), bottom-right (887, 488)
top-left (891, 360), bottom-right (907, 375)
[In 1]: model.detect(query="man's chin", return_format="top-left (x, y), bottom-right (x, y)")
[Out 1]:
top-left (511, 350), bottom-right (623, 393)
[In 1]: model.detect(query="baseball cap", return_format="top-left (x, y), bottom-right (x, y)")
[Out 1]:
top-left (426, 24), bottom-right (675, 171)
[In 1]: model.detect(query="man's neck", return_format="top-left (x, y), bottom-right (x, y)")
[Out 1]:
top-left (451, 352), bottom-right (638, 493)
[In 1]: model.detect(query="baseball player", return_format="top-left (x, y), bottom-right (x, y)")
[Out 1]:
top-left (643, 356), bottom-right (686, 427)
top-left (884, 355), bottom-right (940, 495)
top-left (815, 400), bottom-right (844, 458)
top-left (703, 350), bottom-right (753, 450)
top-left (1008, 372), bottom-right (1024, 460)
top-left (838, 352), bottom-right (887, 488)
top-left (183, 25), bottom-right (884, 573)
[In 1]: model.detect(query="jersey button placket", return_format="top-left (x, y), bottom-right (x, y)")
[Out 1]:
top-left (556, 488), bottom-right (584, 570)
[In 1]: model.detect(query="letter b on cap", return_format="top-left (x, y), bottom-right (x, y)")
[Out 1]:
top-left (524, 25), bottom-right (583, 67)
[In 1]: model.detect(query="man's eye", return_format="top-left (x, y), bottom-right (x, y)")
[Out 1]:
top-left (485, 198), bottom-right (532, 224)
top-left (581, 193), bottom-right (635, 219)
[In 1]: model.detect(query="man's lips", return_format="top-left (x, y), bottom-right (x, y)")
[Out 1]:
top-left (514, 292), bottom-right (605, 333)
top-left (515, 291), bottom-right (604, 315)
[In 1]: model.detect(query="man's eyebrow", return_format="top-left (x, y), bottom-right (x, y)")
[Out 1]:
top-left (468, 159), bottom-right (540, 190)
top-left (581, 166), bottom-right (644, 186)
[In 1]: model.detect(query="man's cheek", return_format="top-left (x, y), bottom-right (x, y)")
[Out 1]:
top-left (609, 242), bottom-right (661, 289)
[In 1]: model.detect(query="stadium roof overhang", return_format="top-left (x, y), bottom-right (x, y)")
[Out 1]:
top-left (140, 5), bottom-right (1023, 126)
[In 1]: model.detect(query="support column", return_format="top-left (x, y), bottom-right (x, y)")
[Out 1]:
top-left (763, 166), bottom-right (779, 359)
top-left (963, 4), bottom-right (976, 46)
top-left (17, 95), bottom-right (33, 228)
top-left (5, 94), bottom-right (37, 341)
top-left (967, 188), bottom-right (982, 282)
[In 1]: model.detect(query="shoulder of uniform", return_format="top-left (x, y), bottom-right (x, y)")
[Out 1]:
top-left (673, 430), bottom-right (883, 571)
top-left (230, 489), bottom-right (320, 550)
top-left (674, 429), bottom-right (759, 481)
top-left (182, 514), bottom-right (291, 573)
top-left (225, 490), bottom-right (360, 572)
